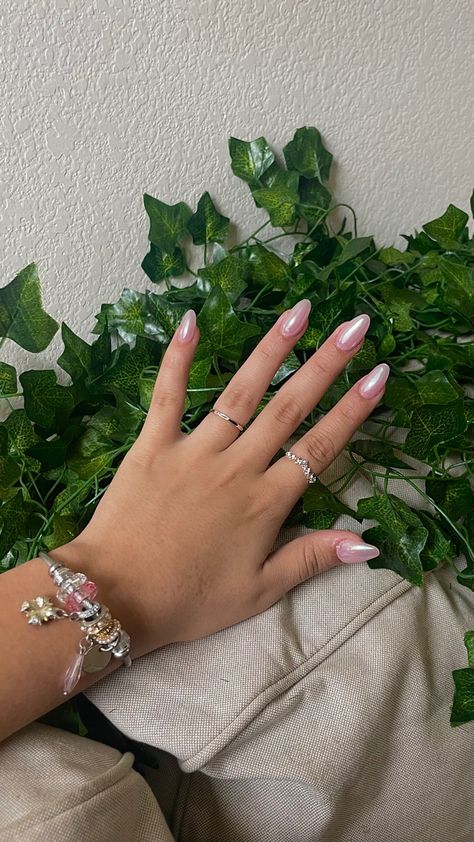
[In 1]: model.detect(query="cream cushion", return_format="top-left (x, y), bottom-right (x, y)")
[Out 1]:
top-left (84, 453), bottom-right (474, 841)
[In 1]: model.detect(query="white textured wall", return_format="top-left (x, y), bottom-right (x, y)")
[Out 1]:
top-left (1, 0), bottom-right (473, 373)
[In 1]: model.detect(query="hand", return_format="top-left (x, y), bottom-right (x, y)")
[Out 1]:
top-left (54, 300), bottom-right (389, 659)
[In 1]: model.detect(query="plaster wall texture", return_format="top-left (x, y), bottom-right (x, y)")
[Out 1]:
top-left (1, 0), bottom-right (473, 376)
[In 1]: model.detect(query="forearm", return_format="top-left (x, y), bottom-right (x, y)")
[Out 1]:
top-left (0, 544), bottom-right (140, 743)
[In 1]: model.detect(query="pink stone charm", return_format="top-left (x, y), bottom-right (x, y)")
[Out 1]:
top-left (63, 592), bottom-right (83, 612)
top-left (63, 652), bottom-right (84, 695)
top-left (81, 580), bottom-right (98, 600)
top-left (57, 579), bottom-right (98, 612)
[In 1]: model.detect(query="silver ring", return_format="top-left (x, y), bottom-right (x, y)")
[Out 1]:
top-left (285, 450), bottom-right (318, 484)
top-left (209, 409), bottom-right (245, 433)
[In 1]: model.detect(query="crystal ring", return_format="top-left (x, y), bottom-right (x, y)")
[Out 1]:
top-left (285, 450), bottom-right (318, 484)
top-left (209, 408), bottom-right (245, 433)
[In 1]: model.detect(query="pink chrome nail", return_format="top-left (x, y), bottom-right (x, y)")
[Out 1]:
top-left (336, 540), bottom-right (380, 564)
top-left (358, 363), bottom-right (390, 399)
top-left (177, 309), bottom-right (196, 343)
top-left (335, 314), bottom-right (370, 351)
top-left (281, 299), bottom-right (312, 337)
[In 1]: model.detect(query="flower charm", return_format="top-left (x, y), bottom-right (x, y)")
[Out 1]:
top-left (20, 595), bottom-right (61, 625)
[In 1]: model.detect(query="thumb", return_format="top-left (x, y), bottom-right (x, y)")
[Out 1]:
top-left (261, 530), bottom-right (380, 596)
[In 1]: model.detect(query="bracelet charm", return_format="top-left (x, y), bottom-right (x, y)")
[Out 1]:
top-left (20, 551), bottom-right (132, 696)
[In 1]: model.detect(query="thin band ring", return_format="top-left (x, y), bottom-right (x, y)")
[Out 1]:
top-left (285, 450), bottom-right (318, 484)
top-left (209, 409), bottom-right (245, 433)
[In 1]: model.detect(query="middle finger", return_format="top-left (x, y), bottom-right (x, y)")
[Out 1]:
top-left (233, 312), bottom-right (371, 468)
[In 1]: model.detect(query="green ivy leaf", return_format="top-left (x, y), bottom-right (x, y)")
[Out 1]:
top-left (297, 176), bottom-right (332, 222)
top-left (380, 284), bottom-right (427, 331)
top-left (146, 293), bottom-right (187, 342)
top-left (297, 283), bottom-right (356, 349)
top-left (334, 237), bottom-right (374, 266)
top-left (19, 370), bottom-right (75, 430)
top-left (465, 631), bottom-right (474, 668)
top-left (58, 324), bottom-right (92, 382)
top-left (94, 338), bottom-right (152, 398)
top-left (450, 634), bottom-right (474, 726)
top-left (348, 339), bottom-right (377, 374)
top-left (385, 371), bottom-right (459, 410)
top-left (252, 170), bottom-right (300, 227)
top-left (303, 481), bottom-right (355, 517)
top-left (271, 350), bottom-right (300, 385)
top-left (246, 244), bottom-right (290, 290)
top-left (0, 361), bottom-right (17, 395)
top-left (138, 367), bottom-right (157, 412)
top-left (0, 454), bottom-right (21, 488)
top-left (228, 136), bottom-right (274, 186)
top-left (0, 264), bottom-right (58, 352)
top-left (197, 254), bottom-right (246, 301)
top-left (358, 493), bottom-right (427, 586)
top-left (143, 193), bottom-right (192, 253)
top-left (141, 244), bottom-right (186, 283)
top-left (43, 512), bottom-right (78, 550)
top-left (425, 475), bottom-right (473, 522)
top-left (379, 247), bottom-right (416, 266)
top-left (423, 204), bottom-right (469, 248)
top-left (283, 126), bottom-right (333, 182)
top-left (350, 439), bottom-right (412, 469)
top-left (0, 490), bottom-right (39, 560)
top-left (1, 409), bottom-right (40, 458)
top-left (417, 511), bottom-right (455, 571)
top-left (95, 289), bottom-right (150, 344)
top-left (187, 191), bottom-right (230, 245)
top-left (90, 325), bottom-right (112, 375)
top-left (304, 510), bottom-right (338, 530)
top-left (438, 258), bottom-right (474, 318)
top-left (196, 285), bottom-right (260, 363)
top-left (67, 426), bottom-right (115, 480)
top-left (404, 400), bottom-right (467, 459)
top-left (185, 358), bottom-right (214, 409)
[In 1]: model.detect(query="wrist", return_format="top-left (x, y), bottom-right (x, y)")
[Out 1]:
top-left (46, 537), bottom-right (159, 659)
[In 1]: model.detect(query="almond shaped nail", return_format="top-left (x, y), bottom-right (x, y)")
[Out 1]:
top-left (177, 309), bottom-right (196, 343)
top-left (336, 540), bottom-right (380, 564)
top-left (335, 314), bottom-right (370, 351)
top-left (358, 363), bottom-right (390, 399)
top-left (281, 299), bottom-right (312, 337)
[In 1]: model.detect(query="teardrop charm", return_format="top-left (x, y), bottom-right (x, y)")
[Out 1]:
top-left (63, 652), bottom-right (85, 696)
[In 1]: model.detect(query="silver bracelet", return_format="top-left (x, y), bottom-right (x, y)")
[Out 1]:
top-left (20, 550), bottom-right (131, 696)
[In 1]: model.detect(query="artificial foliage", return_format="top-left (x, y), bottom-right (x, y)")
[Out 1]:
top-left (1, 127), bottom-right (473, 726)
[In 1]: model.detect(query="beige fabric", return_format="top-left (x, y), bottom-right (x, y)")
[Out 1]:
top-left (0, 722), bottom-right (173, 842)
top-left (85, 450), bottom-right (474, 841)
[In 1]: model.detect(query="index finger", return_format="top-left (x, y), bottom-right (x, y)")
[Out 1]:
top-left (191, 298), bottom-right (312, 450)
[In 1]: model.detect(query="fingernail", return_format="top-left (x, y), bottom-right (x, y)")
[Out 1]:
top-left (281, 299), bottom-right (312, 337)
top-left (336, 540), bottom-right (380, 564)
top-left (335, 314), bottom-right (370, 351)
top-left (358, 363), bottom-right (390, 399)
top-left (177, 309), bottom-right (196, 343)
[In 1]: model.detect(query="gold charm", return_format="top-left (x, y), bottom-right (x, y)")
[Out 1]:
top-left (20, 596), bottom-right (67, 625)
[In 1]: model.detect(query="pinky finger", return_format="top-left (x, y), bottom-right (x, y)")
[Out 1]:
top-left (140, 309), bottom-right (199, 444)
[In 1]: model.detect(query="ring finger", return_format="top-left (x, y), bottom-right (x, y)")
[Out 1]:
top-left (266, 362), bottom-right (390, 514)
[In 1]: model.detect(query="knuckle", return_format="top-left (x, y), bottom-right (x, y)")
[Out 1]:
top-left (220, 383), bottom-right (255, 416)
top-left (161, 348), bottom-right (183, 372)
top-left (300, 541), bottom-right (324, 580)
top-left (337, 396), bottom-right (358, 425)
top-left (272, 394), bottom-right (305, 428)
top-left (308, 351), bottom-right (331, 380)
top-left (151, 388), bottom-right (178, 410)
top-left (256, 336), bottom-right (278, 362)
top-left (304, 429), bottom-right (337, 468)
